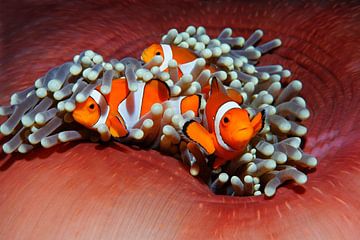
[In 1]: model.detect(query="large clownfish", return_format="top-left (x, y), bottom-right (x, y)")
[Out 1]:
top-left (141, 44), bottom-right (216, 77)
top-left (183, 78), bottom-right (265, 169)
top-left (72, 78), bottom-right (201, 138)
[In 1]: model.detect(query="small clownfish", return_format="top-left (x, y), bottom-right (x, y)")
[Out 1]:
top-left (72, 78), bottom-right (202, 138)
top-left (141, 44), bottom-right (216, 77)
top-left (183, 78), bottom-right (265, 169)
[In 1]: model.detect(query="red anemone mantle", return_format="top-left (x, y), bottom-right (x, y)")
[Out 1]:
top-left (0, 0), bottom-right (360, 239)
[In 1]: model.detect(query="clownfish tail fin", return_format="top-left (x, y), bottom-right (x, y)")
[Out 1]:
top-left (108, 114), bottom-right (129, 138)
top-left (182, 120), bottom-right (215, 155)
top-left (180, 94), bottom-right (202, 117)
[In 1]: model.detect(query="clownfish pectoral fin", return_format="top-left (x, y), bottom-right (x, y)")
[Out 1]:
top-left (183, 120), bottom-right (215, 155)
top-left (226, 88), bottom-right (243, 105)
top-left (108, 115), bottom-right (128, 138)
top-left (251, 109), bottom-right (266, 136)
top-left (213, 158), bottom-right (228, 169)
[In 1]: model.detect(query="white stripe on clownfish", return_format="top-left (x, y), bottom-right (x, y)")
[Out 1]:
top-left (159, 44), bottom-right (172, 71)
top-left (214, 101), bottom-right (241, 151)
top-left (159, 44), bottom-right (198, 76)
top-left (90, 90), bottom-right (110, 129)
top-left (87, 81), bottom-right (146, 131)
top-left (162, 97), bottom-right (182, 115)
top-left (118, 81), bottom-right (146, 129)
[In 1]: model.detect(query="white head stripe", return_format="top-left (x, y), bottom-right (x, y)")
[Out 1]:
top-left (90, 90), bottom-right (110, 129)
top-left (214, 101), bottom-right (241, 151)
top-left (159, 44), bottom-right (173, 71)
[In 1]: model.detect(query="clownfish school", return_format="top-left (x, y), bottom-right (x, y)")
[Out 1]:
top-left (0, 26), bottom-right (317, 198)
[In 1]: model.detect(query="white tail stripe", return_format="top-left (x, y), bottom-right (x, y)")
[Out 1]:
top-left (179, 59), bottom-right (197, 75)
top-left (118, 81), bottom-right (146, 129)
top-left (90, 90), bottom-right (110, 129)
top-left (163, 96), bottom-right (193, 115)
top-left (214, 101), bottom-right (241, 151)
top-left (160, 44), bottom-right (173, 71)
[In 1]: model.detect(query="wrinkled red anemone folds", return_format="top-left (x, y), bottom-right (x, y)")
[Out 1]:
top-left (1, 0), bottom-right (360, 239)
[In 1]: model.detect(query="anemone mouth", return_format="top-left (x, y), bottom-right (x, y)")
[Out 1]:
top-left (1, 0), bottom-right (360, 239)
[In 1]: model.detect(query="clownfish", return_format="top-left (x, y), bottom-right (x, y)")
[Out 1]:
top-left (141, 44), bottom-right (216, 77)
top-left (72, 78), bottom-right (202, 138)
top-left (183, 78), bottom-right (265, 169)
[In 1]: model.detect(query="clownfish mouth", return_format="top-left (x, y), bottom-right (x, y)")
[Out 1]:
top-left (234, 127), bottom-right (251, 134)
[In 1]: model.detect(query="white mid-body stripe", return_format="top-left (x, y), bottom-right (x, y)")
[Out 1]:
top-left (159, 44), bottom-right (173, 71)
top-left (90, 90), bottom-right (110, 129)
top-left (159, 44), bottom-right (197, 76)
top-left (118, 81), bottom-right (146, 129)
top-left (214, 101), bottom-right (241, 151)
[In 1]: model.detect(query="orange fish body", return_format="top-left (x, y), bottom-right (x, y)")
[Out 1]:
top-left (72, 78), bottom-right (202, 138)
top-left (183, 78), bottom-right (265, 169)
top-left (141, 44), bottom-right (216, 78)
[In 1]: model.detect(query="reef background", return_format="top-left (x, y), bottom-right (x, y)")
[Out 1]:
top-left (1, 0), bottom-right (360, 239)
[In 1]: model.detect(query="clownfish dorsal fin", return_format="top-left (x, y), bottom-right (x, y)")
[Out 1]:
top-left (226, 88), bottom-right (243, 105)
top-left (210, 77), bottom-right (227, 96)
top-left (108, 114), bottom-right (128, 138)
top-left (183, 120), bottom-right (215, 155)
top-left (251, 109), bottom-right (266, 136)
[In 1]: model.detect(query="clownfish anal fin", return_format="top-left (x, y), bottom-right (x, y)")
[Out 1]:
top-left (251, 109), bottom-right (266, 135)
top-left (226, 88), bottom-right (243, 105)
top-left (108, 115), bottom-right (128, 138)
top-left (183, 120), bottom-right (215, 155)
top-left (187, 141), bottom-right (207, 164)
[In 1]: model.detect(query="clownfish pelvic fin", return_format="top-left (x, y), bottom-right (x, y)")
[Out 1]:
top-left (108, 114), bottom-right (128, 138)
top-left (183, 120), bottom-right (215, 155)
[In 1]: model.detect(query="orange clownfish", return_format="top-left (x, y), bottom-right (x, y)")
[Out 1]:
top-left (183, 78), bottom-right (265, 169)
top-left (141, 44), bottom-right (216, 77)
top-left (72, 78), bottom-right (202, 138)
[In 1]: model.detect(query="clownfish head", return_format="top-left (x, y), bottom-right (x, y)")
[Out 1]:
top-left (141, 44), bottom-right (163, 63)
top-left (207, 77), bottom-right (265, 151)
top-left (219, 108), bottom-right (264, 150)
top-left (72, 97), bottom-right (101, 129)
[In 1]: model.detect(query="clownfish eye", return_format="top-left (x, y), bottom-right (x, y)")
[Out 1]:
top-left (223, 117), bottom-right (229, 123)
top-left (89, 103), bottom-right (95, 110)
top-left (155, 51), bottom-right (161, 55)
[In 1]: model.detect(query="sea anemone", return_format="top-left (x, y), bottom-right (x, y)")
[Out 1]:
top-left (0, 26), bottom-right (317, 198)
